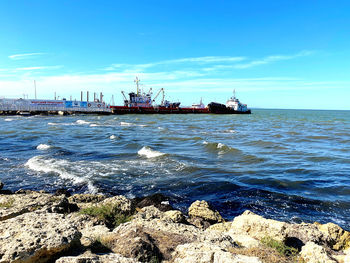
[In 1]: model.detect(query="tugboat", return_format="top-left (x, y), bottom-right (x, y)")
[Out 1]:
top-left (208, 90), bottom-right (251, 114)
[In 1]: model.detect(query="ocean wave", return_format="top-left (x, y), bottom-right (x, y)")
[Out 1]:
top-left (4, 118), bottom-right (14, 122)
top-left (138, 146), bottom-right (166, 158)
top-left (110, 135), bottom-right (117, 140)
top-left (25, 156), bottom-right (97, 193)
top-left (36, 144), bottom-right (51, 150)
top-left (120, 122), bottom-right (132, 126)
top-left (76, 120), bottom-right (91, 125)
top-left (203, 141), bottom-right (241, 154)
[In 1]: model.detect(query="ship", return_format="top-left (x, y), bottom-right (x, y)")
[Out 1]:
top-left (110, 77), bottom-right (251, 114)
top-left (207, 90), bottom-right (251, 114)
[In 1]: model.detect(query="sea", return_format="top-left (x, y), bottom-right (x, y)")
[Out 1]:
top-left (1, 109), bottom-right (349, 229)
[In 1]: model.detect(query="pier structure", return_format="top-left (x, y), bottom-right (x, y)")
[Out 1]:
top-left (0, 98), bottom-right (112, 115)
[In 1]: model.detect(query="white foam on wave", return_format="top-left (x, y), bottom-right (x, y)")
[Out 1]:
top-left (225, 129), bottom-right (236, 133)
top-left (110, 135), bottom-right (117, 140)
top-left (217, 143), bottom-right (226, 149)
top-left (138, 146), bottom-right (165, 158)
top-left (5, 118), bottom-right (14, 122)
top-left (48, 122), bottom-right (73, 126)
top-left (36, 144), bottom-right (51, 150)
top-left (202, 141), bottom-right (209, 145)
top-left (90, 124), bottom-right (100, 127)
top-left (158, 127), bottom-right (164, 130)
top-left (25, 156), bottom-right (97, 194)
top-left (76, 120), bottom-right (90, 125)
top-left (120, 121), bottom-right (132, 126)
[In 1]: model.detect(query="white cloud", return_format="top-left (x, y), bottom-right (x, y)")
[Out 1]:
top-left (15, 65), bottom-right (63, 71)
top-left (105, 56), bottom-right (246, 71)
top-left (234, 50), bottom-right (314, 69)
top-left (8, 53), bottom-right (46, 60)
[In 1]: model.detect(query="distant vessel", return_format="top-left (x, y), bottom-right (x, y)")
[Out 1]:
top-left (110, 77), bottom-right (251, 114)
top-left (207, 90), bottom-right (251, 114)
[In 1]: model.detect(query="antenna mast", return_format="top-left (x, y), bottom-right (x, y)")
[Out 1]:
top-left (134, 77), bottom-right (140, 96)
top-left (34, 80), bottom-right (37, 99)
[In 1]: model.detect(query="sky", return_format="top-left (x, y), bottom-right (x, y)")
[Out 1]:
top-left (0, 0), bottom-right (350, 109)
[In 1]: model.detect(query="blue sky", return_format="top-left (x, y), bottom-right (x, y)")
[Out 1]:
top-left (0, 0), bottom-right (350, 109)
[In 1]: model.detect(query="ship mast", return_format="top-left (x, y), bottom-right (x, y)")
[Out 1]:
top-left (134, 77), bottom-right (140, 96)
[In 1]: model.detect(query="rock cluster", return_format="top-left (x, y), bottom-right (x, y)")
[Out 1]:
top-left (0, 182), bottom-right (350, 263)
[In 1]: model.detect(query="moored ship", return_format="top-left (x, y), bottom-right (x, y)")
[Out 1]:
top-left (110, 77), bottom-right (251, 114)
top-left (207, 90), bottom-right (251, 114)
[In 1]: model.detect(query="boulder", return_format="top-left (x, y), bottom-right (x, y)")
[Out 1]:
top-left (230, 210), bottom-right (287, 242)
top-left (56, 251), bottom-right (140, 263)
top-left (285, 222), bottom-right (326, 249)
top-left (132, 193), bottom-right (173, 212)
top-left (170, 242), bottom-right (262, 263)
top-left (0, 191), bottom-right (69, 221)
top-left (133, 205), bottom-right (164, 221)
top-left (68, 194), bottom-right (106, 209)
top-left (188, 200), bottom-right (224, 227)
top-left (300, 242), bottom-right (336, 263)
top-left (47, 197), bottom-right (79, 214)
top-left (316, 222), bottom-right (350, 250)
top-left (101, 226), bottom-right (161, 262)
top-left (163, 210), bottom-right (185, 223)
top-left (80, 225), bottom-right (111, 247)
top-left (0, 211), bottom-right (81, 263)
top-left (207, 222), bottom-right (232, 232)
top-left (101, 195), bottom-right (134, 214)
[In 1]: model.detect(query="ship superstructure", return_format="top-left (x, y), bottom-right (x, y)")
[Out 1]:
top-left (225, 90), bottom-right (249, 112)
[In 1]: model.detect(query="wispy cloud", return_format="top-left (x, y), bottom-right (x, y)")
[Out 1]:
top-left (15, 65), bottom-right (63, 71)
top-left (8, 53), bottom-right (46, 60)
top-left (104, 51), bottom-right (314, 73)
top-left (105, 56), bottom-right (246, 71)
top-left (233, 50), bottom-right (314, 69)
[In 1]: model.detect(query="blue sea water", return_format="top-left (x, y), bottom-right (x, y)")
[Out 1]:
top-left (0, 109), bottom-right (350, 229)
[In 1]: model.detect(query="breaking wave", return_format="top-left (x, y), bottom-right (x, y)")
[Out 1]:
top-left (25, 156), bottom-right (97, 193)
top-left (36, 144), bottom-right (51, 150)
top-left (138, 146), bottom-right (166, 158)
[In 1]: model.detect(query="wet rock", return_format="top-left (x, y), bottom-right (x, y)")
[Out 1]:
top-left (170, 242), bottom-right (262, 263)
top-left (54, 188), bottom-right (71, 197)
top-left (188, 200), bottom-right (224, 226)
top-left (102, 226), bottom-right (161, 262)
top-left (132, 193), bottom-right (173, 212)
top-left (300, 242), bottom-right (337, 263)
top-left (0, 211), bottom-right (82, 263)
top-left (316, 222), bottom-right (350, 251)
top-left (56, 251), bottom-right (140, 263)
top-left (0, 180), bottom-right (3, 190)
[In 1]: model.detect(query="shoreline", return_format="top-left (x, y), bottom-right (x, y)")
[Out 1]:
top-left (1, 181), bottom-right (349, 263)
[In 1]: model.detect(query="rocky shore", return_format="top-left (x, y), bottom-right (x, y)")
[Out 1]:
top-left (0, 181), bottom-right (349, 263)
